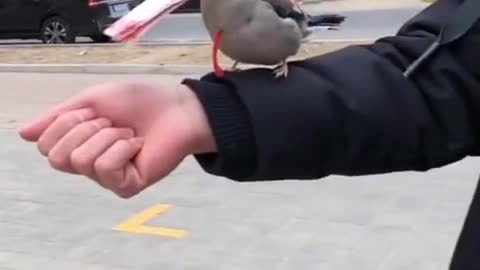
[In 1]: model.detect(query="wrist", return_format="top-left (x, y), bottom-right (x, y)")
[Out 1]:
top-left (177, 84), bottom-right (218, 154)
top-left (181, 76), bottom-right (258, 180)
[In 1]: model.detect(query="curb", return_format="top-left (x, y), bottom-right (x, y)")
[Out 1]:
top-left (0, 39), bottom-right (373, 75)
top-left (0, 38), bottom-right (372, 49)
top-left (0, 64), bottom-right (213, 76)
top-left (0, 40), bottom-right (214, 49)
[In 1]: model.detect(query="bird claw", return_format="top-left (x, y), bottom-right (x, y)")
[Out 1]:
top-left (226, 61), bottom-right (241, 72)
top-left (273, 62), bottom-right (289, 79)
top-left (227, 67), bottom-right (242, 72)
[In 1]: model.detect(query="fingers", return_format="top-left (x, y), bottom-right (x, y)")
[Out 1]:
top-left (20, 101), bottom-right (146, 199)
top-left (37, 108), bottom-right (97, 156)
top-left (115, 163), bottom-right (145, 198)
top-left (93, 137), bottom-right (144, 198)
top-left (70, 127), bottom-right (135, 178)
top-left (48, 123), bottom-right (144, 198)
top-left (48, 117), bottom-right (112, 173)
top-left (18, 97), bottom-right (89, 142)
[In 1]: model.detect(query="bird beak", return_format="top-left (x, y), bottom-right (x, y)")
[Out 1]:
top-left (104, 0), bottom-right (191, 42)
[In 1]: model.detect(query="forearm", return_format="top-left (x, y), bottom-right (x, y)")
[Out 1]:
top-left (182, 0), bottom-right (480, 181)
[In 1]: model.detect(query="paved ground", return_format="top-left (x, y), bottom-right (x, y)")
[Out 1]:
top-left (1, 72), bottom-right (479, 270)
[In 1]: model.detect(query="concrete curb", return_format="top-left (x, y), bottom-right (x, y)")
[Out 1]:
top-left (0, 38), bottom-right (372, 49)
top-left (0, 40), bottom-right (214, 49)
top-left (0, 64), bottom-right (213, 75)
top-left (0, 38), bottom-right (373, 75)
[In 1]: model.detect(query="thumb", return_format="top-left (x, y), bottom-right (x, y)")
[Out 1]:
top-left (17, 97), bottom-right (89, 142)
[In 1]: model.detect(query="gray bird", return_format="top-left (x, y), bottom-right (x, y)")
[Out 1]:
top-left (200, 0), bottom-right (312, 78)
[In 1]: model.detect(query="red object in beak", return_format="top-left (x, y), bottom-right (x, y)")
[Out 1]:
top-left (104, 0), bottom-right (190, 42)
top-left (88, 0), bottom-right (100, 7)
top-left (213, 31), bottom-right (225, 77)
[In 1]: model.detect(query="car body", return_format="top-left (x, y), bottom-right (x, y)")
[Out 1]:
top-left (175, 0), bottom-right (200, 13)
top-left (0, 0), bottom-right (144, 43)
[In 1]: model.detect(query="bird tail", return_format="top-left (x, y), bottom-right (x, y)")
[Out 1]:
top-left (213, 31), bottom-right (225, 77)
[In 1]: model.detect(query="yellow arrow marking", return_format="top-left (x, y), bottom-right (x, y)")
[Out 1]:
top-left (113, 204), bottom-right (187, 238)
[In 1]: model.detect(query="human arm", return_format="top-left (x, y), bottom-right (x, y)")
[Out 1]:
top-left (182, 0), bottom-right (480, 181)
top-left (17, 0), bottom-right (480, 198)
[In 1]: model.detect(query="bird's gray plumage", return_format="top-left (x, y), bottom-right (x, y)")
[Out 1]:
top-left (200, 0), bottom-right (310, 67)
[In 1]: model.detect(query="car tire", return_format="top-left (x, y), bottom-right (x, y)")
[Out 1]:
top-left (90, 34), bottom-right (112, 43)
top-left (40, 17), bottom-right (76, 44)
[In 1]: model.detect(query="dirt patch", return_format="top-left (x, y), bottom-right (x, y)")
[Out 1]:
top-left (0, 41), bottom-right (370, 66)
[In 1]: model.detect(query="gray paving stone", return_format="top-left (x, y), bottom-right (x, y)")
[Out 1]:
top-left (277, 258), bottom-right (330, 270)
top-left (0, 251), bottom-right (14, 264)
top-left (0, 253), bottom-right (53, 270)
top-left (1, 73), bottom-right (480, 270)
top-left (43, 258), bottom-right (131, 270)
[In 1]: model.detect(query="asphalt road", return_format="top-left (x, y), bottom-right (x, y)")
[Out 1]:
top-left (0, 7), bottom-right (423, 45)
top-left (140, 7), bottom-right (423, 42)
top-left (0, 72), bottom-right (479, 269)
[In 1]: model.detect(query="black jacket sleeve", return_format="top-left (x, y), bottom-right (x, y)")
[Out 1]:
top-left (181, 0), bottom-right (480, 181)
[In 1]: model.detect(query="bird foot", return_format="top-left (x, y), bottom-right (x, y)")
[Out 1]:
top-left (273, 62), bottom-right (289, 79)
top-left (226, 67), bottom-right (242, 72)
top-left (220, 62), bottom-right (241, 73)
top-left (228, 61), bottom-right (241, 72)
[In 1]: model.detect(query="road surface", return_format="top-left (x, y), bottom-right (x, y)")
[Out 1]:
top-left (0, 7), bottom-right (423, 45)
top-left (0, 72), bottom-right (478, 269)
top-left (140, 8), bottom-right (423, 42)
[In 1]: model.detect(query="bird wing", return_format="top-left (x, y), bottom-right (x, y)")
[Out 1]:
top-left (261, 0), bottom-right (294, 17)
top-left (262, 0), bottom-right (311, 38)
top-left (221, 1), bottom-right (303, 65)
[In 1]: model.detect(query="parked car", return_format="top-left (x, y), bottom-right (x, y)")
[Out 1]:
top-left (175, 0), bottom-right (200, 13)
top-left (0, 0), bottom-right (144, 44)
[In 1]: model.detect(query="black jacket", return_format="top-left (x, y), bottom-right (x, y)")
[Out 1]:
top-left (183, 0), bottom-right (480, 182)
top-left (182, 1), bottom-right (480, 268)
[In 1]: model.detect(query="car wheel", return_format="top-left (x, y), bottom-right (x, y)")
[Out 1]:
top-left (90, 34), bottom-right (112, 43)
top-left (41, 17), bottom-right (75, 44)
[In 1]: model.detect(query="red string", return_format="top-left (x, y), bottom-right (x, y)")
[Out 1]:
top-left (213, 31), bottom-right (225, 77)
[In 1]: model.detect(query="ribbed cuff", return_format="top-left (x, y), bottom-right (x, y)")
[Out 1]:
top-left (181, 77), bottom-right (257, 180)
